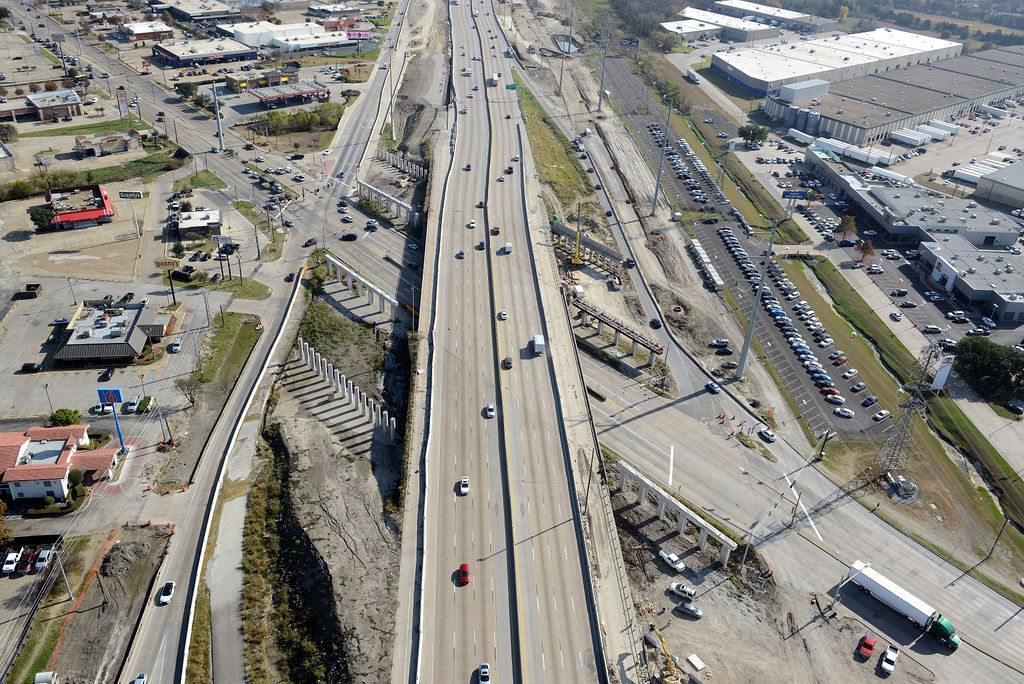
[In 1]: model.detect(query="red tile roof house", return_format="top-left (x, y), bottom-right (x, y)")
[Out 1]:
top-left (0, 425), bottom-right (119, 502)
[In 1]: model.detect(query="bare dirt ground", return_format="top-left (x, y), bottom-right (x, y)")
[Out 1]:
top-left (53, 525), bottom-right (172, 683)
top-left (1, 127), bottom-right (154, 176)
top-left (613, 487), bottom-right (933, 684)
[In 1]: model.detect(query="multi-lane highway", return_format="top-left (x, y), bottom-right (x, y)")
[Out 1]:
top-left (417, 1), bottom-right (602, 682)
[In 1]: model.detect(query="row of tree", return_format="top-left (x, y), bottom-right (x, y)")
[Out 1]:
top-left (0, 75), bottom-right (84, 99)
top-left (246, 102), bottom-right (347, 136)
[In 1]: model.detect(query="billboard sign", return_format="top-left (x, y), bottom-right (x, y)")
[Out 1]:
top-left (347, 31), bottom-right (372, 40)
top-left (620, 37), bottom-right (639, 47)
top-left (154, 257), bottom-right (181, 269)
top-left (211, 235), bottom-right (233, 245)
top-left (52, 34), bottom-right (66, 42)
top-left (119, 191), bottom-right (143, 199)
top-left (97, 387), bottom-right (124, 405)
top-left (931, 354), bottom-right (956, 390)
top-left (782, 190), bottom-right (807, 199)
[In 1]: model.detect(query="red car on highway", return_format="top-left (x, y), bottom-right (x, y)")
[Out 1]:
top-left (458, 563), bottom-right (470, 585)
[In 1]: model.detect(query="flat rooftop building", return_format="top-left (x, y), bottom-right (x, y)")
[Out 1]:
top-left (270, 31), bottom-right (358, 53)
top-left (680, 7), bottom-right (778, 42)
top-left (53, 301), bottom-right (155, 362)
top-left (121, 21), bottom-right (174, 41)
top-left (976, 161), bottom-right (1024, 210)
top-left (712, 0), bottom-right (838, 33)
top-left (712, 27), bottom-right (962, 95)
top-left (218, 20), bottom-right (323, 47)
top-left (161, 0), bottom-right (239, 21)
top-left (176, 209), bottom-right (222, 235)
top-left (661, 20), bottom-right (722, 41)
top-left (151, 37), bottom-right (257, 67)
top-left (249, 81), bottom-right (331, 106)
top-left (766, 46), bottom-right (1024, 145)
top-left (46, 184), bottom-right (115, 230)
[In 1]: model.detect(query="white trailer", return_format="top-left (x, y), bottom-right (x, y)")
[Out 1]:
top-left (889, 129), bottom-right (927, 147)
top-left (813, 137), bottom-right (850, 155)
top-left (928, 120), bottom-right (960, 134)
top-left (788, 129), bottom-right (814, 144)
top-left (979, 104), bottom-right (1008, 118)
top-left (916, 124), bottom-right (950, 141)
top-left (487, 73), bottom-right (499, 86)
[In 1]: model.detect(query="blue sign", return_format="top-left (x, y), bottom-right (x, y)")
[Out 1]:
top-left (782, 190), bottom-right (807, 199)
top-left (97, 387), bottom-right (124, 404)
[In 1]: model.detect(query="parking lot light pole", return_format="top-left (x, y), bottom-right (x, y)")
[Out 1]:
top-left (43, 384), bottom-right (53, 416)
top-left (66, 276), bottom-right (77, 305)
top-left (734, 221), bottom-right (778, 381)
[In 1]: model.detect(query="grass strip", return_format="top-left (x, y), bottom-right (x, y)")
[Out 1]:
top-left (20, 117), bottom-right (152, 138)
top-left (513, 71), bottom-right (592, 207)
top-left (174, 170), bottom-right (227, 192)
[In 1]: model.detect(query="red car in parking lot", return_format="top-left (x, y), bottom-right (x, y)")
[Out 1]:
top-left (821, 387), bottom-right (841, 396)
top-left (832, 355), bottom-right (848, 366)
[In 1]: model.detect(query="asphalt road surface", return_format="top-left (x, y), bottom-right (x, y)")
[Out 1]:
top-left (416, 2), bottom-right (601, 683)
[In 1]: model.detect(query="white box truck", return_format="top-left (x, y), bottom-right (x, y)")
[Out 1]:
top-left (532, 335), bottom-right (546, 355)
top-left (504, 242), bottom-right (512, 254)
top-left (488, 73), bottom-right (499, 86)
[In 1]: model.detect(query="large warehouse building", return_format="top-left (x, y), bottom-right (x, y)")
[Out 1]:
top-left (765, 46), bottom-right (1024, 145)
top-left (680, 8), bottom-right (778, 42)
top-left (711, 27), bottom-right (962, 95)
top-left (712, 0), bottom-right (837, 33)
top-left (975, 163), bottom-right (1024, 210)
top-left (218, 20), bottom-right (322, 47)
top-left (661, 19), bottom-right (721, 42)
top-left (151, 37), bottom-right (257, 67)
top-left (156, 0), bottom-right (239, 22)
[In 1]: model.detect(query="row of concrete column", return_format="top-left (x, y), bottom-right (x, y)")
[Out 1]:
top-left (613, 463), bottom-right (736, 566)
top-left (356, 179), bottom-right (420, 227)
top-left (296, 336), bottom-right (397, 440)
top-left (578, 310), bottom-right (655, 366)
top-left (551, 233), bottom-right (622, 273)
top-left (378, 149), bottom-right (428, 179)
top-left (324, 256), bottom-right (399, 320)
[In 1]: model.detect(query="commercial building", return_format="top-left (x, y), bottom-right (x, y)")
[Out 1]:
top-left (661, 19), bottom-right (721, 42)
top-left (765, 46), bottom-right (1024, 145)
top-left (712, 0), bottom-right (837, 33)
top-left (0, 90), bottom-right (82, 123)
top-left (973, 155), bottom-right (1024, 210)
top-left (269, 31), bottom-right (359, 54)
top-left (224, 66), bottom-right (298, 93)
top-left (159, 0), bottom-right (240, 22)
top-left (52, 300), bottom-right (165, 363)
top-left (712, 28), bottom-right (962, 95)
top-left (151, 37), bottom-right (257, 67)
top-left (121, 21), bottom-right (175, 42)
top-left (680, 8), bottom-right (778, 42)
top-left (74, 129), bottom-right (143, 158)
top-left (804, 147), bottom-right (1024, 321)
top-left (317, 17), bottom-right (359, 31)
top-left (218, 20), bottom-right (322, 47)
top-left (88, 9), bottom-right (125, 24)
top-left (45, 184), bottom-right (115, 230)
top-left (249, 81), bottom-right (331, 107)
top-left (174, 209), bottom-right (223, 235)
top-left (307, 3), bottom-right (361, 17)
top-left (0, 425), bottom-right (119, 502)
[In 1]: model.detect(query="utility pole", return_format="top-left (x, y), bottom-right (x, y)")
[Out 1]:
top-left (651, 100), bottom-right (672, 216)
top-left (236, 253), bottom-right (242, 284)
top-left (201, 289), bottom-right (210, 327)
top-left (557, 0), bottom-right (576, 96)
top-left (734, 222), bottom-right (778, 380)
top-left (212, 83), bottom-right (223, 150)
top-left (597, 18), bottom-right (610, 112)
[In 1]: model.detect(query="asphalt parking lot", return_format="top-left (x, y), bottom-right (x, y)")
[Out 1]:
top-left (690, 221), bottom-right (896, 440)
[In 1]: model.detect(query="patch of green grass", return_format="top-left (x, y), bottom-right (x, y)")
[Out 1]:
top-left (233, 200), bottom-right (284, 261)
top-left (19, 117), bottom-right (152, 138)
top-left (513, 71), bottom-right (592, 207)
top-left (175, 170), bottom-right (227, 193)
top-left (185, 581), bottom-right (211, 684)
top-left (381, 122), bottom-right (397, 151)
top-left (78, 151), bottom-right (179, 185)
top-left (162, 270), bottom-right (271, 299)
top-left (720, 154), bottom-right (806, 243)
top-left (196, 312), bottom-right (262, 386)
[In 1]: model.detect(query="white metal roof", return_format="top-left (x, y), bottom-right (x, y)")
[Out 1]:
top-left (661, 20), bottom-right (722, 36)
top-left (681, 8), bottom-right (766, 31)
top-left (715, 0), bottom-right (806, 21)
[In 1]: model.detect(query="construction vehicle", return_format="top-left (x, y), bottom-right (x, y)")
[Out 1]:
top-left (643, 623), bottom-right (681, 684)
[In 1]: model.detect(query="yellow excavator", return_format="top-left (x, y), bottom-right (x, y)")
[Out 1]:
top-left (647, 623), bottom-right (681, 684)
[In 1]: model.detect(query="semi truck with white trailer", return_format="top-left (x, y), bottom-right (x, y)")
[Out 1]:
top-left (847, 560), bottom-right (961, 650)
top-left (685, 70), bottom-right (700, 84)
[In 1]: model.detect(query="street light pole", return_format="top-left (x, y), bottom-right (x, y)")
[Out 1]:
top-left (66, 276), bottom-right (77, 305)
top-left (734, 222), bottom-right (778, 380)
top-left (43, 384), bottom-right (54, 416)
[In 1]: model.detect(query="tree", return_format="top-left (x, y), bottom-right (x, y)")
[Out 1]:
top-left (175, 81), bottom-right (198, 99)
top-left (0, 501), bottom-right (13, 550)
top-left (953, 337), bottom-right (1024, 401)
top-left (737, 125), bottom-right (768, 146)
top-left (185, 231), bottom-right (203, 243)
top-left (175, 376), bottom-right (200, 406)
top-left (67, 67), bottom-right (79, 78)
top-left (839, 5), bottom-right (849, 22)
top-left (0, 86), bottom-right (7, 97)
top-left (50, 408), bottom-right (83, 426)
top-left (0, 123), bottom-right (15, 142)
top-left (172, 241), bottom-right (186, 258)
top-left (856, 240), bottom-right (875, 261)
top-left (179, 199), bottom-right (193, 212)
top-left (163, 10), bottom-right (173, 24)
top-left (193, 93), bottom-right (212, 109)
top-left (837, 215), bottom-right (856, 237)
top-left (0, 7), bottom-right (11, 21)
top-left (68, 469), bottom-right (84, 488)
top-left (29, 207), bottom-right (54, 231)
top-left (27, 82), bottom-right (40, 93)
top-left (14, 88), bottom-right (23, 96)
top-left (44, 80), bottom-right (58, 92)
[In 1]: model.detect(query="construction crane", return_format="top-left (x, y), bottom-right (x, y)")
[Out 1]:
top-left (645, 623), bottom-right (681, 684)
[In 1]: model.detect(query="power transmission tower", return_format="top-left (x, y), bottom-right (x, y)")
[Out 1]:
top-left (873, 342), bottom-right (941, 496)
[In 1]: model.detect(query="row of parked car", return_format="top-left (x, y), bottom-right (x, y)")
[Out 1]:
top-left (647, 124), bottom-right (731, 207)
top-left (716, 227), bottom-right (892, 424)
top-left (2, 544), bottom-right (56, 576)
